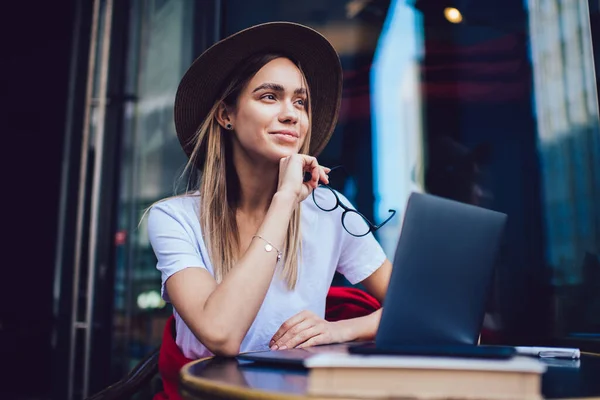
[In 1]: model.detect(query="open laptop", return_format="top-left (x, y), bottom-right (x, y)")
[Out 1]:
top-left (237, 192), bottom-right (512, 366)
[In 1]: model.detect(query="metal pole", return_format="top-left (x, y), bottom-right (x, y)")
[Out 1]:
top-left (68, 0), bottom-right (101, 398)
top-left (82, 0), bottom-right (114, 397)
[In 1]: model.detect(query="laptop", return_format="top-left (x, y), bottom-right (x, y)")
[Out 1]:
top-left (237, 192), bottom-right (512, 366)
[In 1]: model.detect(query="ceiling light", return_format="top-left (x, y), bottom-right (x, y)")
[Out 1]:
top-left (444, 7), bottom-right (463, 23)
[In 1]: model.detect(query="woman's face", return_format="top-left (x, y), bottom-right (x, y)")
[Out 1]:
top-left (228, 57), bottom-right (309, 163)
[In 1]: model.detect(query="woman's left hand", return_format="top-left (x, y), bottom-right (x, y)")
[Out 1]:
top-left (269, 310), bottom-right (346, 350)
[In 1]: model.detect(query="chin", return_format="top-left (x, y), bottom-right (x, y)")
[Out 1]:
top-left (266, 144), bottom-right (302, 161)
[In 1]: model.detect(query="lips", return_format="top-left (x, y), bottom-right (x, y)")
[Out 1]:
top-left (270, 130), bottom-right (299, 138)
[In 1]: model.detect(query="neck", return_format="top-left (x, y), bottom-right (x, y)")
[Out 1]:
top-left (232, 148), bottom-right (279, 216)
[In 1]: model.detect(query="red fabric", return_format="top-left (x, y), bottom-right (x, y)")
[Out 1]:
top-left (324, 286), bottom-right (381, 322)
top-left (153, 315), bottom-right (192, 400)
top-left (154, 286), bottom-right (380, 399)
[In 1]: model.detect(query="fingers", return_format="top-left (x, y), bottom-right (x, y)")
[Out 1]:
top-left (269, 310), bottom-right (338, 350)
top-left (272, 320), bottom-right (317, 350)
top-left (270, 310), bottom-right (311, 349)
top-left (297, 334), bottom-right (326, 348)
top-left (277, 155), bottom-right (329, 199)
top-left (319, 166), bottom-right (329, 185)
top-left (280, 326), bottom-right (322, 350)
top-left (298, 155), bottom-right (329, 188)
top-left (302, 155), bottom-right (319, 189)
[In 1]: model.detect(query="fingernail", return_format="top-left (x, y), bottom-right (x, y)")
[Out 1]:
top-left (271, 345), bottom-right (278, 350)
top-left (279, 345), bottom-right (288, 350)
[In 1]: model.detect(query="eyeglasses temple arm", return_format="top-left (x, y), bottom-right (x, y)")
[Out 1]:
top-left (372, 209), bottom-right (397, 230)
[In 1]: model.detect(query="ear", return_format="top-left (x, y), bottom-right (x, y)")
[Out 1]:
top-left (216, 102), bottom-right (234, 130)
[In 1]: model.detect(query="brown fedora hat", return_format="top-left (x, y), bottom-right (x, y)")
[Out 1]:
top-left (174, 22), bottom-right (343, 166)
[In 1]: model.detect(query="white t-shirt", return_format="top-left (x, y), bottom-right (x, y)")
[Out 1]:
top-left (147, 189), bottom-right (387, 359)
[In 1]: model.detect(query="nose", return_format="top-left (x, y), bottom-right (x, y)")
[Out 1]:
top-left (278, 100), bottom-right (298, 124)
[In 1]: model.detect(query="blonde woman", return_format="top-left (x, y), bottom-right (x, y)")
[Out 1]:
top-left (148, 22), bottom-right (393, 359)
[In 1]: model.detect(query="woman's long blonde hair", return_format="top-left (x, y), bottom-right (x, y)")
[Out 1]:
top-left (179, 53), bottom-right (312, 290)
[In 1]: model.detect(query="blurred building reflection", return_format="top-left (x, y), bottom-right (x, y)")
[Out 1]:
top-left (528, 0), bottom-right (600, 336)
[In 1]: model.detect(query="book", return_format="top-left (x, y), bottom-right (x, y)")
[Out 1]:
top-left (304, 353), bottom-right (547, 400)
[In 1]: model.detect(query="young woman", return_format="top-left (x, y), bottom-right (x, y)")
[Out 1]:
top-left (147, 22), bottom-right (392, 359)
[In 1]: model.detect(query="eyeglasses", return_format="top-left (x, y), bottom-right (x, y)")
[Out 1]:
top-left (312, 166), bottom-right (397, 237)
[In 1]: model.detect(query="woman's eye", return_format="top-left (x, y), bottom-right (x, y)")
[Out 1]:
top-left (263, 94), bottom-right (276, 101)
top-left (296, 99), bottom-right (306, 107)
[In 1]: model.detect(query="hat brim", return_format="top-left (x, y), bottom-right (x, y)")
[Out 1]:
top-left (174, 22), bottom-right (343, 166)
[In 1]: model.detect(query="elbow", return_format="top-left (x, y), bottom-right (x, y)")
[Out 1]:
top-left (212, 341), bottom-right (241, 357)
top-left (191, 309), bottom-right (246, 356)
top-left (201, 329), bottom-right (242, 357)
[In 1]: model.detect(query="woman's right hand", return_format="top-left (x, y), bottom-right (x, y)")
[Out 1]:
top-left (277, 154), bottom-right (330, 203)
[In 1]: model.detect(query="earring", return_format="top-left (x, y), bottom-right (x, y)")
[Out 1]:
top-left (226, 123), bottom-right (233, 130)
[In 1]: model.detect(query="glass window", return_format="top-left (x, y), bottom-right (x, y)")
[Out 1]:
top-left (528, 0), bottom-right (600, 341)
top-left (111, 0), bottom-right (195, 377)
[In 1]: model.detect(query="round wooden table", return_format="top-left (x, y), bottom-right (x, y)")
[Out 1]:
top-left (179, 350), bottom-right (600, 399)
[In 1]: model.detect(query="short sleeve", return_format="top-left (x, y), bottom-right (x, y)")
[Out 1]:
top-left (147, 200), bottom-right (208, 301)
top-left (335, 193), bottom-right (387, 284)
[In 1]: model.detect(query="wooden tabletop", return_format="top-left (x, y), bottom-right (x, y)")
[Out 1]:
top-left (179, 348), bottom-right (600, 400)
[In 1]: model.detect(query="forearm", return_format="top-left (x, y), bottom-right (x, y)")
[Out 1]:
top-left (333, 308), bottom-right (383, 343)
top-left (201, 191), bottom-right (296, 350)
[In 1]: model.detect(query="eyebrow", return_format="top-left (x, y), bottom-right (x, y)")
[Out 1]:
top-left (252, 83), bottom-right (307, 96)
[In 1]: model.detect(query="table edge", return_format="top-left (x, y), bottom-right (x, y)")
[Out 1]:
top-left (180, 357), bottom-right (334, 400)
top-left (179, 353), bottom-right (600, 400)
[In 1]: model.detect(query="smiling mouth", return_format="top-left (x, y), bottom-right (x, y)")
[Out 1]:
top-left (271, 131), bottom-right (299, 138)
